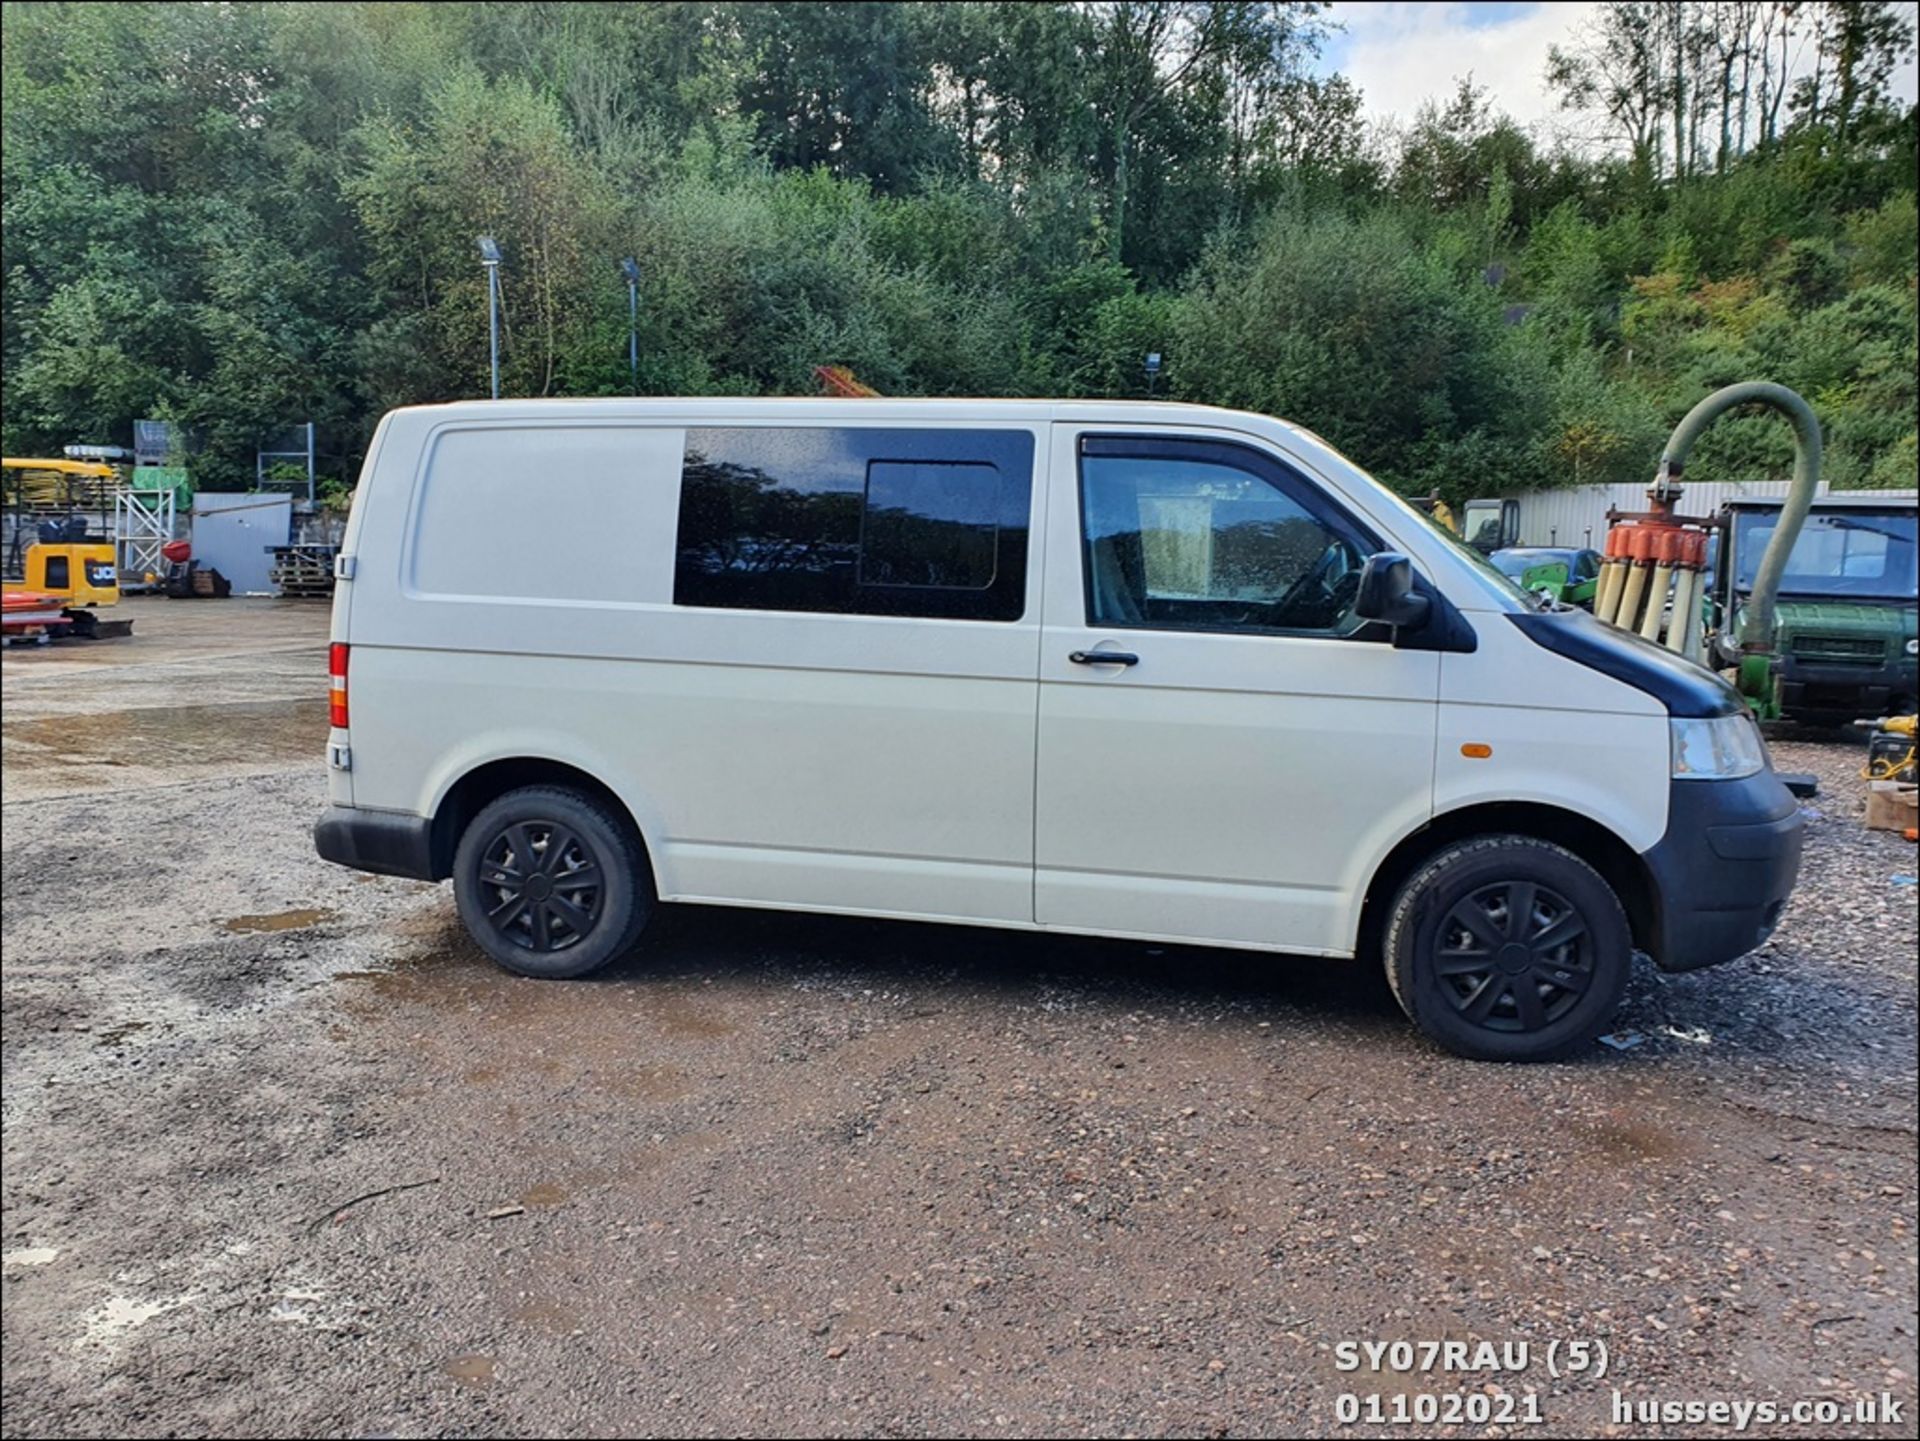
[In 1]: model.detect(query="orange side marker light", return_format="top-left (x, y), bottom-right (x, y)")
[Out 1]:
top-left (1461, 743), bottom-right (1493, 759)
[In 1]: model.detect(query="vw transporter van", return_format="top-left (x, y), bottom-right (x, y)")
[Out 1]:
top-left (315, 399), bottom-right (1803, 1061)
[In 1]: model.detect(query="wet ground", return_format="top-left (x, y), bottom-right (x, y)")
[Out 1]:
top-left (2, 599), bottom-right (1915, 1438)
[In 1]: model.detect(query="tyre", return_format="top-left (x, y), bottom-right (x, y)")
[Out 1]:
top-left (452, 785), bottom-right (654, 979)
top-left (1383, 835), bottom-right (1631, 1062)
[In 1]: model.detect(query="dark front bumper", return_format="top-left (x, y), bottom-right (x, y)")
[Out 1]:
top-left (314, 805), bottom-right (438, 881)
top-left (1778, 656), bottom-right (1915, 718)
top-left (1640, 772), bottom-right (1804, 973)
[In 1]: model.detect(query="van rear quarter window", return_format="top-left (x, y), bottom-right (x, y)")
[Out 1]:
top-left (673, 427), bottom-right (1033, 621)
top-left (408, 425), bottom-right (683, 602)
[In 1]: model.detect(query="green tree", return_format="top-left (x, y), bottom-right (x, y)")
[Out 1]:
top-left (0, 0), bottom-right (1913, 502)
top-left (729, 2), bottom-right (954, 192)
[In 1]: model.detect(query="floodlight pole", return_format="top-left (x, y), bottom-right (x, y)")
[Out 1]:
top-left (486, 261), bottom-right (501, 400)
top-left (479, 236), bottom-right (503, 399)
top-left (620, 257), bottom-right (641, 395)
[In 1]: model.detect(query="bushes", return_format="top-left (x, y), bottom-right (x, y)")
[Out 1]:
top-left (1542, 350), bottom-right (1665, 489)
top-left (1173, 209), bottom-right (1555, 496)
top-left (1, 1), bottom-right (1913, 499)
top-left (1843, 192), bottom-right (1920, 287)
top-left (325, 80), bottom-right (1916, 500)
top-left (1607, 262), bottom-right (1918, 492)
top-left (1766, 239), bottom-right (1848, 311)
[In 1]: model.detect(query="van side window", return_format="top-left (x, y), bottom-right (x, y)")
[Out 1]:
top-left (675, 427), bottom-right (1032, 621)
top-left (1079, 435), bottom-right (1378, 637)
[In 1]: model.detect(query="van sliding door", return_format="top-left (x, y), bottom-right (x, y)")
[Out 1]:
top-left (657, 423), bottom-right (1047, 924)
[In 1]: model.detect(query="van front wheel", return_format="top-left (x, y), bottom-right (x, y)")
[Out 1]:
top-left (452, 785), bottom-right (654, 979)
top-left (1384, 835), bottom-right (1630, 1062)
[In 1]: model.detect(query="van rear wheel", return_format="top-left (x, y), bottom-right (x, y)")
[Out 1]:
top-left (452, 785), bottom-right (654, 979)
top-left (1384, 835), bottom-right (1630, 1062)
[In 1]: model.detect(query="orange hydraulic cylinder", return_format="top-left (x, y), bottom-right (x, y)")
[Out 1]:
top-left (1639, 528), bottom-right (1681, 642)
top-left (1613, 527), bottom-right (1655, 632)
top-left (1594, 526), bottom-right (1632, 625)
top-left (1664, 532), bottom-right (1701, 653)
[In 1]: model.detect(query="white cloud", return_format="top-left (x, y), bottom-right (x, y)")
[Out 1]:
top-left (1327, 2), bottom-right (1600, 132)
top-left (1324, 1), bottom-right (1920, 147)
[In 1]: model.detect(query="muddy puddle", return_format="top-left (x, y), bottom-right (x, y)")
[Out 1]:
top-left (1583, 1114), bottom-right (1688, 1160)
top-left (3, 700), bottom-right (328, 788)
top-left (335, 911), bottom-right (732, 1029)
top-left (458, 1057), bottom-right (690, 1101)
top-left (441, 1354), bottom-right (495, 1388)
top-left (337, 939), bottom-right (741, 1061)
top-left (222, 908), bottom-right (335, 934)
top-left (597, 1064), bottom-right (692, 1101)
top-left (333, 932), bottom-right (490, 1004)
top-left (332, 912), bottom-right (730, 1112)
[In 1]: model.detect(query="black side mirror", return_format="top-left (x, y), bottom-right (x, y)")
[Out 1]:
top-left (1355, 552), bottom-right (1432, 631)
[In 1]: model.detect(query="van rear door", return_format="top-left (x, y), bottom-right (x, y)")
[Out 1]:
top-left (1032, 426), bottom-right (1439, 954)
top-left (324, 409), bottom-right (393, 810)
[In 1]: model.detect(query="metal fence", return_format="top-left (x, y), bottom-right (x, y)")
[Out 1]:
top-left (1502, 480), bottom-right (1920, 548)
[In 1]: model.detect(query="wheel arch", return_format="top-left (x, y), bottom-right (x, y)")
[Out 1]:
top-left (1355, 801), bottom-right (1656, 966)
top-left (427, 756), bottom-right (655, 884)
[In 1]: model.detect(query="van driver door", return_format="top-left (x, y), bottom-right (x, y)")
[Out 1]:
top-left (1032, 426), bottom-right (1440, 955)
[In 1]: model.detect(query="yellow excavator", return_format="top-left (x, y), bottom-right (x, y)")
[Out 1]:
top-left (2, 458), bottom-right (133, 641)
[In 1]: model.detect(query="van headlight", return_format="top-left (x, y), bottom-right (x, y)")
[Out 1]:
top-left (1906, 637), bottom-right (1918, 656)
top-left (1670, 714), bottom-right (1767, 780)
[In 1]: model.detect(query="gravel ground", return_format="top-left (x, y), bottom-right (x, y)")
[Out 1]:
top-left (2, 600), bottom-right (1915, 1438)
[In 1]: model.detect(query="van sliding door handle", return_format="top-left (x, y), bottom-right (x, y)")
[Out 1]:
top-left (1068, 649), bottom-right (1140, 667)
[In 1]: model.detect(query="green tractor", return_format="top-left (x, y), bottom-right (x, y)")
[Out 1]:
top-left (1711, 495), bottom-right (1918, 725)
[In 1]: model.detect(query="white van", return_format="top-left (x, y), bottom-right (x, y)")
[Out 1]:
top-left (315, 399), bottom-right (1803, 1061)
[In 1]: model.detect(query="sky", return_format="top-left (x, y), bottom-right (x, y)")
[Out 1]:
top-left (1315, 1), bottom-right (1920, 143)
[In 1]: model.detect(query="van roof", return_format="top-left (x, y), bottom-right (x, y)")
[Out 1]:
top-left (386, 395), bottom-right (1290, 429)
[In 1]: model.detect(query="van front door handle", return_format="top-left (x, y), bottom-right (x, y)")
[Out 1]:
top-left (1069, 649), bottom-right (1139, 667)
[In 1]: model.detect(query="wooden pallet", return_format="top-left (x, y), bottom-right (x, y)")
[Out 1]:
top-left (269, 545), bottom-right (336, 598)
top-left (272, 576), bottom-right (335, 598)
